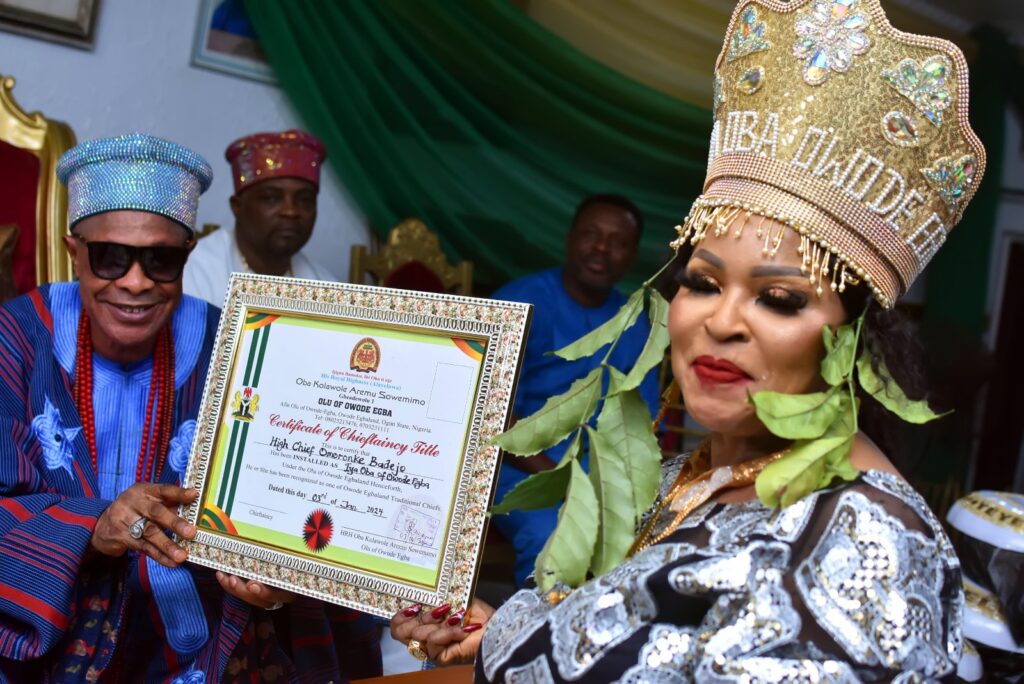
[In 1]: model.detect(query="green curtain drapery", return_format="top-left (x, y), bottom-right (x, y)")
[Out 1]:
top-left (524, 0), bottom-right (732, 108)
top-left (243, 0), bottom-right (712, 289)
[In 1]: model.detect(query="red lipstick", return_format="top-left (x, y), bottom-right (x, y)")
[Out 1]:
top-left (691, 356), bottom-right (752, 386)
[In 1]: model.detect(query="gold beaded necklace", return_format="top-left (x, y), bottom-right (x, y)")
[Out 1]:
top-left (629, 440), bottom-right (787, 555)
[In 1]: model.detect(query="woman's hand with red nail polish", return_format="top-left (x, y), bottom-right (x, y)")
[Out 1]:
top-left (388, 598), bottom-right (496, 666)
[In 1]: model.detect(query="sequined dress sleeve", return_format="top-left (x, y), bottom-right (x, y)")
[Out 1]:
top-left (474, 461), bottom-right (963, 683)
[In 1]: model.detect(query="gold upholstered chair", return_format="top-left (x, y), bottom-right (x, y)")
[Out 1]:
top-left (0, 74), bottom-right (76, 292)
top-left (349, 218), bottom-right (473, 295)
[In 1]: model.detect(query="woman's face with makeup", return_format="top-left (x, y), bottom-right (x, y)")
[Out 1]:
top-left (668, 216), bottom-right (848, 437)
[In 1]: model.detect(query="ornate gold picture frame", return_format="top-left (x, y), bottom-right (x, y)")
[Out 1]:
top-left (180, 274), bottom-right (530, 618)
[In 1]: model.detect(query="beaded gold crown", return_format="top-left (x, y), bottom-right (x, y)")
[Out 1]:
top-left (673, 0), bottom-right (986, 307)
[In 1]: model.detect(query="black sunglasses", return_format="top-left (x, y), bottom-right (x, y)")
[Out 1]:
top-left (72, 235), bottom-right (192, 283)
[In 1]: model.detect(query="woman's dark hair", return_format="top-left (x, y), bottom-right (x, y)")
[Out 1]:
top-left (838, 285), bottom-right (932, 465)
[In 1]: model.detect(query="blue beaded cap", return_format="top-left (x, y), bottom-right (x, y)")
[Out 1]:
top-left (57, 133), bottom-right (213, 234)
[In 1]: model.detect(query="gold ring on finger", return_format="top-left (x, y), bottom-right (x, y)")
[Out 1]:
top-left (407, 639), bottom-right (428, 661)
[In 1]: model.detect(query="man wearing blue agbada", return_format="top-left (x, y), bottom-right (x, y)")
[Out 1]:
top-left (490, 194), bottom-right (660, 587)
top-left (0, 134), bottom-right (380, 682)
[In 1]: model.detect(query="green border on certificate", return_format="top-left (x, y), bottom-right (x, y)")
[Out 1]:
top-left (180, 275), bottom-right (530, 618)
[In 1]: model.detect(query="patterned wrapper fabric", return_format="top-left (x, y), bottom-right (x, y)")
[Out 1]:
top-left (225, 129), bottom-right (326, 194)
top-left (56, 133), bottom-right (213, 234)
top-left (678, 0), bottom-right (986, 308)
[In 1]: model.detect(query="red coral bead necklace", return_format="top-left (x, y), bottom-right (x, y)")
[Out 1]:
top-left (73, 312), bottom-right (175, 483)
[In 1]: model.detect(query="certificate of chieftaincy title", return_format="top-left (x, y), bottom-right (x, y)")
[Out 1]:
top-left (180, 275), bottom-right (530, 618)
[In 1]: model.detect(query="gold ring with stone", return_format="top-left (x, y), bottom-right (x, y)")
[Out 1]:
top-left (407, 639), bottom-right (428, 661)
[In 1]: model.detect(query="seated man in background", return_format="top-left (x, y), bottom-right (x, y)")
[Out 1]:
top-left (184, 129), bottom-right (332, 305)
top-left (491, 193), bottom-right (660, 587)
top-left (0, 133), bottom-right (380, 682)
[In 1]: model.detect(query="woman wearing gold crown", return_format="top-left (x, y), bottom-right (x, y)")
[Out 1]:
top-left (390, 0), bottom-right (984, 680)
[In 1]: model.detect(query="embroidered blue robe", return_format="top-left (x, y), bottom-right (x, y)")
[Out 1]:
top-left (0, 285), bottom-right (380, 683)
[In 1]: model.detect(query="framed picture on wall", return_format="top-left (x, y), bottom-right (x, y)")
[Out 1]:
top-left (191, 0), bottom-right (275, 84)
top-left (0, 0), bottom-right (99, 49)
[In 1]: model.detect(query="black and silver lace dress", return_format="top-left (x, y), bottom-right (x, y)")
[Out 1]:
top-left (476, 456), bottom-right (962, 683)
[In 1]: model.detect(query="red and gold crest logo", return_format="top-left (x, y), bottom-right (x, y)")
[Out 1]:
top-left (350, 337), bottom-right (381, 373)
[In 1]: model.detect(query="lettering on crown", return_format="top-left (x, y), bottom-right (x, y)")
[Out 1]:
top-left (710, 110), bottom-right (943, 249)
top-left (716, 111), bottom-right (779, 158)
top-left (907, 213), bottom-right (946, 265)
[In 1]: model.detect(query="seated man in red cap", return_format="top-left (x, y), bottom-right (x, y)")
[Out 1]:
top-left (184, 129), bottom-right (333, 305)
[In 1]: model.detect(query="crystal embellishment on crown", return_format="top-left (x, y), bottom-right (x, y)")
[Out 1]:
top-left (793, 0), bottom-right (871, 86)
top-left (737, 66), bottom-right (766, 95)
top-left (728, 5), bottom-right (772, 63)
top-left (882, 55), bottom-right (953, 127)
top-left (921, 155), bottom-right (977, 210)
top-left (881, 111), bottom-right (920, 147)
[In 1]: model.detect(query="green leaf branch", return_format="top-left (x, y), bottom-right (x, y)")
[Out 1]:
top-left (856, 354), bottom-right (945, 423)
top-left (490, 433), bottom-right (580, 516)
top-left (552, 289), bottom-right (643, 362)
top-left (534, 460), bottom-right (598, 590)
top-left (752, 310), bottom-right (943, 508)
top-left (494, 367), bottom-right (603, 457)
top-left (491, 275), bottom-right (672, 591)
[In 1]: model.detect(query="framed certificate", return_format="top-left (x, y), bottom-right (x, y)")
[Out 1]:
top-left (180, 274), bottom-right (531, 618)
